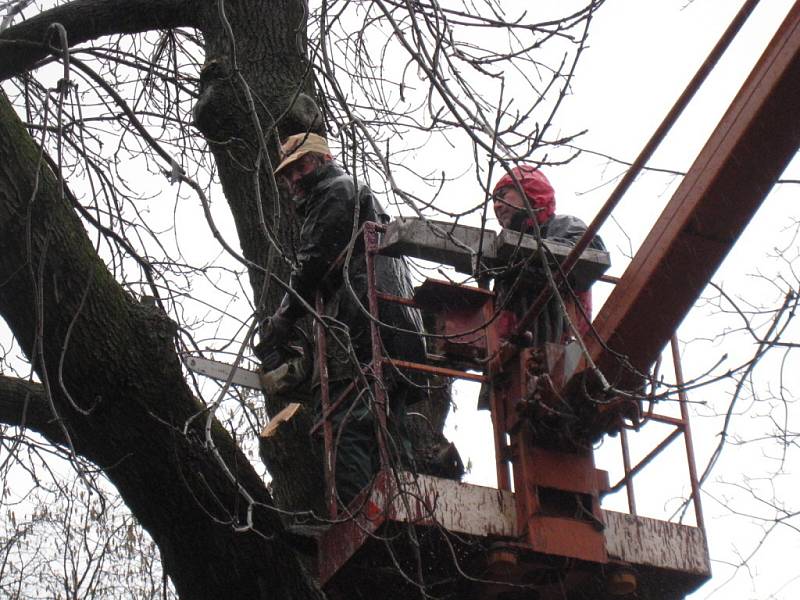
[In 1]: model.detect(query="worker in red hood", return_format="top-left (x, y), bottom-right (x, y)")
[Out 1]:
top-left (490, 165), bottom-right (606, 344)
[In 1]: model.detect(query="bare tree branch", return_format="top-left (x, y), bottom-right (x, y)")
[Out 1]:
top-left (0, 374), bottom-right (68, 443)
top-left (0, 0), bottom-right (198, 80)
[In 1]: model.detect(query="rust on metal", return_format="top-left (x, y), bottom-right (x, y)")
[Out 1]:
top-left (413, 278), bottom-right (493, 362)
top-left (528, 515), bottom-right (608, 563)
top-left (672, 334), bottom-right (705, 529)
top-left (643, 413), bottom-right (686, 428)
top-left (308, 381), bottom-right (355, 436)
top-left (365, 222), bottom-right (391, 472)
top-left (611, 429), bottom-right (682, 494)
top-left (524, 447), bottom-right (604, 495)
top-left (317, 471), bottom-right (711, 591)
top-left (588, 1), bottom-right (800, 383)
top-left (317, 499), bottom-right (386, 585)
top-left (316, 471), bottom-right (517, 585)
top-left (376, 291), bottom-right (417, 306)
top-left (315, 285), bottom-right (337, 518)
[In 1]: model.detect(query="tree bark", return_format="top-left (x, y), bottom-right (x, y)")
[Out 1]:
top-left (0, 90), bottom-right (323, 600)
top-left (0, 0), bottom-right (198, 80)
top-left (190, 0), bottom-right (348, 517)
top-left (259, 401), bottom-right (326, 518)
top-left (1, 0), bottom-right (338, 529)
top-left (192, 0), bottom-right (317, 305)
top-left (0, 375), bottom-right (69, 444)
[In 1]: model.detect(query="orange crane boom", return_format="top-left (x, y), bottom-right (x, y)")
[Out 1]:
top-left (587, 1), bottom-right (800, 386)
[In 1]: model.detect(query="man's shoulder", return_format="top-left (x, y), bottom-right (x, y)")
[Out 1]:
top-left (548, 213), bottom-right (588, 229)
top-left (545, 214), bottom-right (606, 251)
top-left (315, 165), bottom-right (357, 197)
top-left (313, 168), bottom-right (381, 218)
top-left (544, 214), bottom-right (587, 238)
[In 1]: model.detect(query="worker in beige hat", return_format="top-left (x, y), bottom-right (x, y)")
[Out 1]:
top-left (256, 132), bottom-right (426, 507)
top-left (273, 133), bottom-right (333, 198)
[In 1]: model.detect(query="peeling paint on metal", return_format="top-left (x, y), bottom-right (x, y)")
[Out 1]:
top-left (604, 510), bottom-right (711, 575)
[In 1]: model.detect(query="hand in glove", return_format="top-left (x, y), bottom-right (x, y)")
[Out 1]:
top-left (254, 314), bottom-right (292, 372)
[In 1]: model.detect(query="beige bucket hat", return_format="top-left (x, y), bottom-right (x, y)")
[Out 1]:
top-left (274, 133), bottom-right (332, 175)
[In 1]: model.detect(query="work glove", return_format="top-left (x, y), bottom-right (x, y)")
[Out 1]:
top-left (254, 314), bottom-right (292, 372)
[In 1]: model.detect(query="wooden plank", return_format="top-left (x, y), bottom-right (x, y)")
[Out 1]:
top-left (495, 228), bottom-right (611, 287)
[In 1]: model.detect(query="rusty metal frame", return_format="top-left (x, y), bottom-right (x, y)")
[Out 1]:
top-left (596, 272), bottom-right (705, 526)
top-left (609, 335), bottom-right (705, 528)
top-left (315, 289), bottom-right (338, 518)
top-left (589, 2), bottom-right (800, 529)
top-left (672, 334), bottom-right (705, 529)
top-left (364, 222), bottom-right (392, 473)
top-left (307, 3), bottom-right (800, 583)
top-left (316, 221), bottom-right (710, 528)
top-left (300, 0), bottom-right (800, 582)
top-left (314, 222), bottom-right (499, 517)
top-left (315, 224), bottom-right (712, 589)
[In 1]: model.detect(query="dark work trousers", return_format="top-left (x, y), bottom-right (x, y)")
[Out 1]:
top-left (317, 379), bottom-right (412, 507)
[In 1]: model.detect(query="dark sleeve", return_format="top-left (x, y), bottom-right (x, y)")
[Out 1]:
top-left (275, 178), bottom-right (359, 322)
top-left (544, 215), bottom-right (606, 291)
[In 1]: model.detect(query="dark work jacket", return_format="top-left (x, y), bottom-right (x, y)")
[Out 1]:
top-left (478, 213), bottom-right (606, 410)
top-left (273, 163), bottom-right (426, 393)
top-left (493, 213), bottom-right (606, 345)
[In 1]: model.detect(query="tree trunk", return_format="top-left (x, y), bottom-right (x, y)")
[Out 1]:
top-left (0, 90), bottom-right (323, 600)
top-left (190, 0), bottom-right (342, 517)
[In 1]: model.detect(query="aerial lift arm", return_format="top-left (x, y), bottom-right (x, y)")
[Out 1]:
top-left (587, 1), bottom-right (800, 386)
